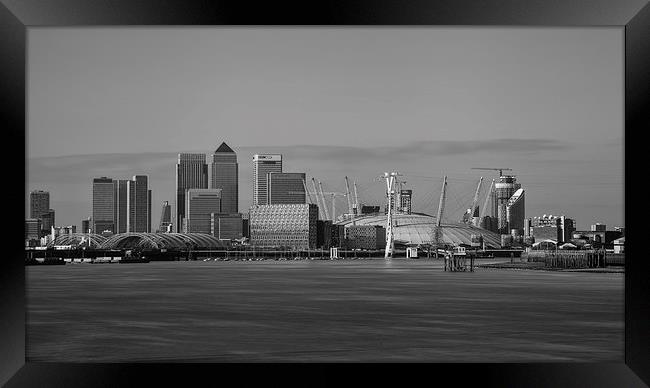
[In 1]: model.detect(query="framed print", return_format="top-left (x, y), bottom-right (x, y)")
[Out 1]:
top-left (1, 0), bottom-right (648, 386)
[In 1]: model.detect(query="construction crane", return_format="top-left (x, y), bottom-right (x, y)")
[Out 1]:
top-left (302, 179), bottom-right (315, 205)
top-left (479, 178), bottom-right (495, 222)
top-left (344, 176), bottom-right (354, 223)
top-left (307, 179), bottom-right (350, 221)
top-left (311, 178), bottom-right (326, 220)
top-left (471, 167), bottom-right (513, 176)
top-left (464, 177), bottom-right (483, 224)
top-left (436, 176), bottom-right (448, 228)
top-left (317, 181), bottom-right (331, 221)
top-left (353, 180), bottom-right (360, 215)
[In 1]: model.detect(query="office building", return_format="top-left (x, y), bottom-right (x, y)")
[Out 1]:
top-left (249, 203), bottom-right (318, 249)
top-left (524, 218), bottom-right (532, 238)
top-left (93, 175), bottom-right (152, 234)
top-left (253, 154), bottom-right (282, 206)
top-left (211, 142), bottom-right (239, 214)
top-left (506, 188), bottom-right (525, 235)
top-left (242, 212), bottom-right (250, 238)
top-left (399, 190), bottom-right (412, 214)
top-left (529, 214), bottom-right (575, 243)
top-left (268, 172), bottom-right (306, 205)
top-left (93, 177), bottom-right (116, 233)
top-left (29, 190), bottom-right (50, 219)
top-left (148, 189), bottom-right (152, 233)
top-left (40, 210), bottom-right (55, 234)
top-left (127, 175), bottom-right (150, 232)
top-left (345, 225), bottom-right (386, 250)
top-left (591, 223), bottom-right (606, 232)
top-left (25, 218), bottom-right (42, 241)
top-left (176, 153), bottom-right (208, 232)
top-left (361, 205), bottom-right (381, 214)
top-left (81, 217), bottom-right (91, 234)
top-left (211, 213), bottom-right (243, 240)
top-left (157, 201), bottom-right (172, 233)
top-left (184, 188), bottom-right (222, 234)
top-left (317, 220), bottom-right (332, 248)
top-left (29, 190), bottom-right (55, 235)
top-left (493, 175), bottom-right (522, 234)
top-left (114, 179), bottom-right (128, 233)
top-left (53, 225), bottom-right (76, 235)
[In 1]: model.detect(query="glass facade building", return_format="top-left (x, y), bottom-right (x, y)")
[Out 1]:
top-left (211, 142), bottom-right (239, 214)
top-left (211, 213), bottom-right (243, 240)
top-left (267, 172), bottom-right (306, 205)
top-left (176, 153), bottom-right (208, 232)
top-left (506, 188), bottom-right (525, 235)
top-left (253, 154), bottom-right (282, 206)
top-left (29, 190), bottom-right (49, 219)
top-left (493, 176), bottom-right (522, 234)
top-left (93, 177), bottom-right (116, 233)
top-left (249, 203), bottom-right (318, 249)
top-left (184, 188), bottom-right (222, 234)
top-left (127, 175), bottom-right (150, 232)
top-left (345, 225), bottom-right (386, 250)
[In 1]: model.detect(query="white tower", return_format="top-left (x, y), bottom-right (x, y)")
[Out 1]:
top-left (383, 172), bottom-right (400, 258)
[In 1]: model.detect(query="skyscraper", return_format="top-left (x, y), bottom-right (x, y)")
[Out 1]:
top-left (253, 154), bottom-right (282, 206)
top-left (30, 190), bottom-right (54, 235)
top-left (505, 188), bottom-right (525, 235)
top-left (92, 177), bottom-right (116, 233)
top-left (211, 142), bottom-right (238, 214)
top-left (267, 172), bottom-right (306, 205)
top-left (114, 179), bottom-right (128, 233)
top-left (176, 153), bottom-right (208, 232)
top-left (127, 175), bottom-right (150, 232)
top-left (493, 175), bottom-right (522, 234)
top-left (93, 176), bottom-right (151, 234)
top-left (399, 189), bottom-right (413, 214)
top-left (29, 190), bottom-right (49, 219)
top-left (184, 188), bottom-right (222, 233)
top-left (157, 201), bottom-right (172, 233)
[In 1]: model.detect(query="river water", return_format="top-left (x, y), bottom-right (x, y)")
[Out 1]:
top-left (26, 259), bottom-right (624, 362)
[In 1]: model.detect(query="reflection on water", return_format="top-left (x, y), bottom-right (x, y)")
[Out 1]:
top-left (26, 259), bottom-right (623, 362)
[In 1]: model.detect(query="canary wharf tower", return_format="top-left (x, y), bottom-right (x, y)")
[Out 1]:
top-left (176, 153), bottom-right (208, 232)
top-left (211, 142), bottom-right (238, 214)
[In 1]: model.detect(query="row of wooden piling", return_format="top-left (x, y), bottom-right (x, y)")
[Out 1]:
top-left (526, 250), bottom-right (607, 269)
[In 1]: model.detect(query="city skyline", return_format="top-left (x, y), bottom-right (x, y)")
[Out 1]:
top-left (26, 142), bottom-right (623, 232)
top-left (26, 28), bottom-right (624, 231)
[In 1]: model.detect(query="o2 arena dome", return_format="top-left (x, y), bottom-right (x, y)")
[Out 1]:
top-left (336, 212), bottom-right (501, 248)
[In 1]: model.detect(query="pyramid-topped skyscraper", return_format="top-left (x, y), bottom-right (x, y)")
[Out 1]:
top-left (211, 142), bottom-right (239, 214)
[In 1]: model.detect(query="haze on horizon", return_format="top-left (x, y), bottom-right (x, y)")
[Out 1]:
top-left (26, 27), bottom-right (624, 231)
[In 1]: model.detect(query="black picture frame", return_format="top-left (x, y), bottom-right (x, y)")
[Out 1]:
top-left (2, 1), bottom-right (647, 386)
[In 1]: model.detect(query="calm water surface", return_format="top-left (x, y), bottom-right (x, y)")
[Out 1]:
top-left (26, 259), bottom-right (624, 362)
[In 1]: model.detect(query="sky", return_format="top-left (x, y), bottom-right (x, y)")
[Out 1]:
top-left (26, 27), bottom-right (624, 231)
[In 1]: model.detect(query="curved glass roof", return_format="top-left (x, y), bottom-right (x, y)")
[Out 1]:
top-left (98, 233), bottom-right (228, 250)
top-left (48, 233), bottom-right (108, 248)
top-left (336, 213), bottom-right (502, 248)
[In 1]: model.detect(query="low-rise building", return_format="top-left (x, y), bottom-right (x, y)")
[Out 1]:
top-left (211, 213), bottom-right (243, 240)
top-left (25, 218), bottom-right (42, 242)
top-left (344, 225), bottom-right (386, 250)
top-left (613, 237), bottom-right (625, 254)
top-left (529, 214), bottom-right (575, 243)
